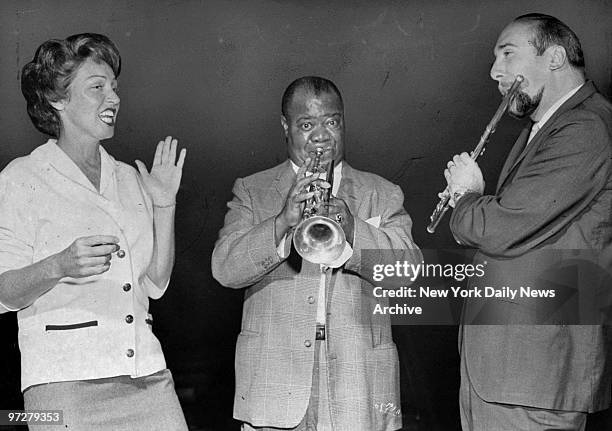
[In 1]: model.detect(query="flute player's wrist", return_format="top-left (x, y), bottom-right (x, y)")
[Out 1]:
top-left (448, 186), bottom-right (482, 208)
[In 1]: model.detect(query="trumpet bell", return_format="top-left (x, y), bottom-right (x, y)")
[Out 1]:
top-left (293, 216), bottom-right (346, 264)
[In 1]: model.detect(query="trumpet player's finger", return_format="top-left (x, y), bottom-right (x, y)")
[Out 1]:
top-left (292, 191), bottom-right (315, 203)
top-left (297, 157), bottom-right (311, 177)
top-left (295, 172), bottom-right (325, 191)
top-left (306, 156), bottom-right (317, 173)
top-left (290, 173), bottom-right (314, 197)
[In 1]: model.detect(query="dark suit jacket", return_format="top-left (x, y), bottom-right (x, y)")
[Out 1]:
top-left (212, 160), bottom-right (421, 430)
top-left (450, 81), bottom-right (612, 412)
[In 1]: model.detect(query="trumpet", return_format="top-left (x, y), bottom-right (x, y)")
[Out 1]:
top-left (427, 75), bottom-right (524, 234)
top-left (293, 148), bottom-right (346, 264)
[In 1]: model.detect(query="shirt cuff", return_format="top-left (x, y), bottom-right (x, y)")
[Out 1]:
top-left (276, 233), bottom-right (291, 259)
top-left (451, 189), bottom-right (482, 208)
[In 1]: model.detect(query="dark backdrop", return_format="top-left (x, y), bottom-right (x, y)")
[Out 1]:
top-left (1, 1), bottom-right (611, 430)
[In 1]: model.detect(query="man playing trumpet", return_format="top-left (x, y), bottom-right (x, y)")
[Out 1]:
top-left (212, 76), bottom-right (421, 431)
top-left (443, 14), bottom-right (612, 431)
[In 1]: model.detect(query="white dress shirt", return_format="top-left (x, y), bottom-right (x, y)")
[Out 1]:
top-left (0, 140), bottom-right (168, 390)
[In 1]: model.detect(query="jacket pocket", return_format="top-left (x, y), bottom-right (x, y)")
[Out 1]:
top-left (45, 320), bottom-right (98, 331)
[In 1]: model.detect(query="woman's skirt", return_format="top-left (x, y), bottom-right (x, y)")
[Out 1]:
top-left (23, 368), bottom-right (188, 431)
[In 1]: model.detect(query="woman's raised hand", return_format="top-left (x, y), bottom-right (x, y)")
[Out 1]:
top-left (135, 136), bottom-right (187, 206)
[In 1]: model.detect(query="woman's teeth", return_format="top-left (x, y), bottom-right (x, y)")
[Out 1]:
top-left (99, 109), bottom-right (116, 125)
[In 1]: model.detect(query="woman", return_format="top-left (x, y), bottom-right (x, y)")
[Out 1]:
top-left (0, 33), bottom-right (188, 429)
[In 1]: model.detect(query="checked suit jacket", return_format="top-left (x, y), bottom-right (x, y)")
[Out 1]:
top-left (451, 81), bottom-right (612, 412)
top-left (212, 160), bottom-right (421, 430)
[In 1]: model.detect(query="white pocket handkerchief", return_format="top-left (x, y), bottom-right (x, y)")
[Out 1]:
top-left (365, 215), bottom-right (381, 228)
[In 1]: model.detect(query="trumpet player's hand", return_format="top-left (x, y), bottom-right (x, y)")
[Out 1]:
top-left (443, 152), bottom-right (484, 208)
top-left (275, 158), bottom-right (330, 243)
top-left (327, 197), bottom-right (355, 246)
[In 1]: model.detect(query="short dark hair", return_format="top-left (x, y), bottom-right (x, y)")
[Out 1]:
top-left (20, 33), bottom-right (121, 137)
top-left (514, 13), bottom-right (585, 71)
top-left (281, 76), bottom-right (344, 119)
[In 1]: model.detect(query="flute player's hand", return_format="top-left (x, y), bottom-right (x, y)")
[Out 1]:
top-left (443, 152), bottom-right (484, 207)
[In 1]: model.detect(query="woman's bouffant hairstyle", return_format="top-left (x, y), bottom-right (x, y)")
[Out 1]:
top-left (20, 33), bottom-right (121, 137)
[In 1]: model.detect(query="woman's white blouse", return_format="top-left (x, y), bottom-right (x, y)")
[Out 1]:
top-left (0, 140), bottom-right (168, 390)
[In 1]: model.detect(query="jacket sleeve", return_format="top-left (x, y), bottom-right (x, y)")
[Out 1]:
top-left (343, 183), bottom-right (422, 281)
top-left (450, 113), bottom-right (611, 257)
top-left (211, 177), bottom-right (285, 289)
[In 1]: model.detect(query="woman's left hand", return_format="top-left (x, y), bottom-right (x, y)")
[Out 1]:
top-left (135, 136), bottom-right (187, 206)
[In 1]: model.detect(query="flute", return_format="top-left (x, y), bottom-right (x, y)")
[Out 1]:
top-left (427, 75), bottom-right (524, 234)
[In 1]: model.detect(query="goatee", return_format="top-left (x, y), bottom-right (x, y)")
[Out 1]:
top-left (508, 87), bottom-right (543, 119)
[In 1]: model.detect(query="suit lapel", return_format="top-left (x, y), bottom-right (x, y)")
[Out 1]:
top-left (496, 81), bottom-right (597, 192)
top-left (274, 160), bottom-right (296, 201)
top-left (336, 162), bottom-right (363, 217)
top-left (496, 126), bottom-right (531, 191)
top-left (259, 160), bottom-right (296, 221)
top-left (272, 161), bottom-right (324, 276)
